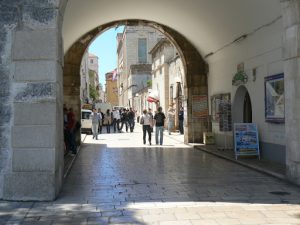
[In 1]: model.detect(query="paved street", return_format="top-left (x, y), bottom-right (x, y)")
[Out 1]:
top-left (1, 125), bottom-right (300, 224)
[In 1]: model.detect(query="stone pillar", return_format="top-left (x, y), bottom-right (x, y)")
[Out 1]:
top-left (185, 74), bottom-right (208, 144)
top-left (2, 2), bottom-right (64, 200)
top-left (281, 0), bottom-right (300, 185)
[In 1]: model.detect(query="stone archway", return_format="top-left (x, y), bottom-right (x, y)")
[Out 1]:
top-left (63, 20), bottom-right (208, 146)
top-left (1, 0), bottom-right (300, 201)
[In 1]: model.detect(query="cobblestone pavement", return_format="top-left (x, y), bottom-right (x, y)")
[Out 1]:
top-left (1, 125), bottom-right (300, 225)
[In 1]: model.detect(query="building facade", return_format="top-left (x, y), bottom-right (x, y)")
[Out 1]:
top-left (105, 70), bottom-right (118, 106)
top-left (117, 26), bottom-right (165, 108)
top-left (80, 52), bottom-right (101, 104)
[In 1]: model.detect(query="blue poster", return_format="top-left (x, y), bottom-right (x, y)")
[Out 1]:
top-left (234, 123), bottom-right (260, 160)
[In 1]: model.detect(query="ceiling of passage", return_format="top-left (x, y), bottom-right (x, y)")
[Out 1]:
top-left (62, 0), bottom-right (281, 56)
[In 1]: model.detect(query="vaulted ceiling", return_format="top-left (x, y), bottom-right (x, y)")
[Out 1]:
top-left (62, 0), bottom-right (281, 56)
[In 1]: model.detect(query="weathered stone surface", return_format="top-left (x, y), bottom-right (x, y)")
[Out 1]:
top-left (13, 30), bottom-right (57, 60)
top-left (14, 102), bottom-right (56, 125)
top-left (12, 148), bottom-right (55, 172)
top-left (0, 80), bottom-right (10, 99)
top-left (283, 24), bottom-right (300, 59)
top-left (0, 148), bottom-right (9, 171)
top-left (12, 125), bottom-right (55, 148)
top-left (23, 5), bottom-right (58, 29)
top-left (14, 83), bottom-right (55, 102)
top-left (0, 104), bottom-right (11, 126)
top-left (0, 127), bottom-right (9, 149)
top-left (3, 172), bottom-right (55, 201)
top-left (0, 5), bottom-right (19, 24)
top-left (14, 60), bottom-right (58, 82)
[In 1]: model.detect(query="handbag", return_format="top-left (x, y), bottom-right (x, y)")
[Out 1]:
top-left (140, 116), bottom-right (144, 125)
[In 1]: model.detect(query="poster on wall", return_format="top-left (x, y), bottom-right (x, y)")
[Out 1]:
top-left (211, 93), bottom-right (231, 123)
top-left (233, 123), bottom-right (260, 160)
top-left (192, 95), bottom-right (208, 119)
top-left (219, 101), bottom-right (232, 131)
top-left (264, 73), bottom-right (284, 123)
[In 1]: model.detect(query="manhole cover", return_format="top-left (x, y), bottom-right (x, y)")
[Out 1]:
top-left (269, 191), bottom-right (291, 196)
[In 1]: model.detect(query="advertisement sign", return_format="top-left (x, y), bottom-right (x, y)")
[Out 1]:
top-left (234, 123), bottom-right (260, 160)
top-left (264, 73), bottom-right (284, 123)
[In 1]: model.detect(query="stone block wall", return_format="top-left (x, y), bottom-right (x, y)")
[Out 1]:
top-left (0, 0), bottom-right (65, 200)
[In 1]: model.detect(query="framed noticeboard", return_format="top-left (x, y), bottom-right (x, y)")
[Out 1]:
top-left (264, 73), bottom-right (284, 123)
top-left (192, 95), bottom-right (208, 119)
top-left (211, 93), bottom-right (230, 122)
top-left (233, 123), bottom-right (260, 160)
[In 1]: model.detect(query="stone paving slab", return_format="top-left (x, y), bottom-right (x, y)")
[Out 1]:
top-left (0, 126), bottom-right (300, 224)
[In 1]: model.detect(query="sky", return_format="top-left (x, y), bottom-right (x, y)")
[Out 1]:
top-left (88, 26), bottom-right (124, 86)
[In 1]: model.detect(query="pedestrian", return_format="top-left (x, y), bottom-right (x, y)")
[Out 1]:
top-left (63, 106), bottom-right (68, 155)
top-left (167, 106), bottom-right (175, 135)
top-left (140, 109), bottom-right (153, 145)
top-left (91, 108), bottom-right (101, 140)
top-left (154, 106), bottom-right (166, 145)
top-left (98, 108), bottom-right (104, 134)
top-left (128, 107), bottom-right (135, 132)
top-left (66, 107), bottom-right (77, 155)
top-left (148, 108), bottom-right (154, 133)
top-left (119, 108), bottom-right (129, 132)
top-left (104, 109), bottom-right (112, 133)
top-left (112, 109), bottom-right (121, 132)
top-left (179, 106), bottom-right (184, 134)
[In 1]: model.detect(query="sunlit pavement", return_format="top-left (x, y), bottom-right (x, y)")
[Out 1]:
top-left (1, 125), bottom-right (300, 225)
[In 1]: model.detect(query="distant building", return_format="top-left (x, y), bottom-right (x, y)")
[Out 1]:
top-left (80, 52), bottom-right (90, 103)
top-left (117, 26), bottom-right (165, 108)
top-left (80, 52), bottom-right (101, 103)
top-left (105, 70), bottom-right (119, 106)
top-left (150, 38), bottom-right (184, 129)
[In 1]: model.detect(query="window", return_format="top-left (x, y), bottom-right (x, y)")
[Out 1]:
top-left (138, 38), bottom-right (147, 63)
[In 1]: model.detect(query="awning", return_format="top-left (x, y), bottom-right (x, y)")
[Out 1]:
top-left (147, 90), bottom-right (159, 102)
top-left (147, 96), bottom-right (159, 103)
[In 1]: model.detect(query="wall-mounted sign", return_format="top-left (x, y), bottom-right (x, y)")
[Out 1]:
top-left (232, 71), bottom-right (248, 86)
top-left (233, 123), bottom-right (260, 160)
top-left (264, 73), bottom-right (284, 123)
top-left (192, 95), bottom-right (208, 119)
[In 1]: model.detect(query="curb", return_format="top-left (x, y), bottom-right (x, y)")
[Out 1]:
top-left (63, 134), bottom-right (87, 179)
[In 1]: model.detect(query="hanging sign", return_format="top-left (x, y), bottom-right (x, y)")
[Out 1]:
top-left (233, 123), bottom-right (260, 160)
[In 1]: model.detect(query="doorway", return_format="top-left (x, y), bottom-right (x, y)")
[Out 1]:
top-left (243, 92), bottom-right (252, 123)
top-left (233, 86), bottom-right (252, 124)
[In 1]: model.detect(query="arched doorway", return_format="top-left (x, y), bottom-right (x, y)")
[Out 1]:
top-left (232, 86), bottom-right (252, 124)
top-left (243, 92), bottom-right (252, 123)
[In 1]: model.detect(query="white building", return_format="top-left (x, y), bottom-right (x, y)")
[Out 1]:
top-left (117, 26), bottom-right (165, 108)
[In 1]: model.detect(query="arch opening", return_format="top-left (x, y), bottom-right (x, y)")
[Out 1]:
top-left (232, 86), bottom-right (252, 124)
top-left (63, 19), bottom-right (209, 146)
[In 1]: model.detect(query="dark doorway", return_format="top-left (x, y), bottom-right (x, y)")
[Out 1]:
top-left (243, 92), bottom-right (252, 123)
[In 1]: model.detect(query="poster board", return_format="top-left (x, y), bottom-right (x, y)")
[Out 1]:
top-left (192, 95), bottom-right (208, 119)
top-left (233, 123), bottom-right (260, 160)
top-left (264, 73), bottom-right (284, 123)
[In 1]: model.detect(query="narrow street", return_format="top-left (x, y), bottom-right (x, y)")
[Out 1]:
top-left (1, 125), bottom-right (300, 225)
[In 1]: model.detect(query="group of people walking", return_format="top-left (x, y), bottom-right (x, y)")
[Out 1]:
top-left (90, 107), bottom-right (136, 140)
top-left (88, 105), bottom-right (184, 146)
top-left (140, 106), bottom-right (184, 146)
